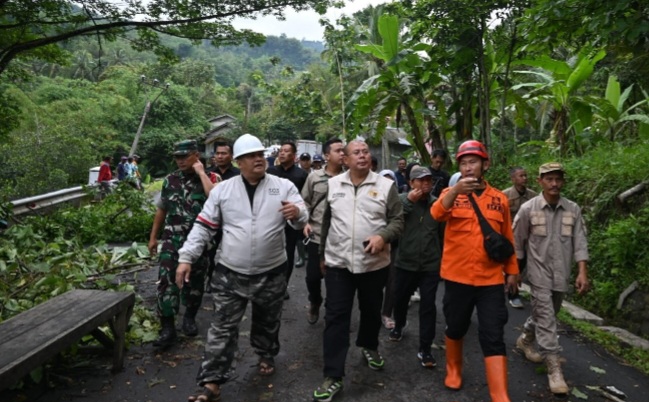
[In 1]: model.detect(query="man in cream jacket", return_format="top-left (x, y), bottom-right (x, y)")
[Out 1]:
top-left (313, 140), bottom-right (403, 402)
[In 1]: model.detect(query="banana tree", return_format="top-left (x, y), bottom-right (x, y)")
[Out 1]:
top-left (511, 49), bottom-right (606, 154)
top-left (589, 75), bottom-right (649, 142)
top-left (348, 14), bottom-right (440, 165)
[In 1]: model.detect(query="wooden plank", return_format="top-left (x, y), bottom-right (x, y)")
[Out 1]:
top-left (0, 290), bottom-right (131, 361)
top-left (0, 289), bottom-right (134, 390)
top-left (0, 289), bottom-right (125, 340)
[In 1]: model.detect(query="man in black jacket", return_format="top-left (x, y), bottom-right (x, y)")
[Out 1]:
top-left (267, 141), bottom-right (308, 298)
top-left (389, 166), bottom-right (444, 369)
top-left (429, 149), bottom-right (450, 197)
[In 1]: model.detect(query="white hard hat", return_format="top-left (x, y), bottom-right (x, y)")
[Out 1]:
top-left (233, 134), bottom-right (265, 159)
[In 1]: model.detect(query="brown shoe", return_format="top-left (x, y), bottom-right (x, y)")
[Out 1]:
top-left (516, 332), bottom-right (543, 363)
top-left (546, 354), bottom-right (569, 394)
top-left (307, 303), bottom-right (320, 324)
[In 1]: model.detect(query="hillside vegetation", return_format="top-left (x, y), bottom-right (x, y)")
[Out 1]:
top-left (1, 0), bottom-right (649, 339)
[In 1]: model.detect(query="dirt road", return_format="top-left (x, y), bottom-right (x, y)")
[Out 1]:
top-left (3, 264), bottom-right (647, 402)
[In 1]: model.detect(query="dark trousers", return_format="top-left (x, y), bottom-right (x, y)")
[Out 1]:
top-left (381, 245), bottom-right (398, 317)
top-left (443, 280), bottom-right (509, 357)
top-left (323, 267), bottom-right (388, 378)
top-left (305, 241), bottom-right (323, 305)
top-left (392, 268), bottom-right (440, 353)
top-left (284, 225), bottom-right (299, 285)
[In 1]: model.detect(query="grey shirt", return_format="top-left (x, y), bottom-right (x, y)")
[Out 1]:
top-left (502, 186), bottom-right (537, 221)
top-left (513, 194), bottom-right (589, 292)
top-left (301, 168), bottom-right (338, 244)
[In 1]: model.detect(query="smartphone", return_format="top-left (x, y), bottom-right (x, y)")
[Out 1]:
top-left (362, 240), bottom-right (370, 251)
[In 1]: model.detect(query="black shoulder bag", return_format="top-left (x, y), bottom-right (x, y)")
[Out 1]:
top-left (467, 194), bottom-right (514, 263)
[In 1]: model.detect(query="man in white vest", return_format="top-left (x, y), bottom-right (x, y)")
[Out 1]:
top-left (312, 140), bottom-right (403, 402)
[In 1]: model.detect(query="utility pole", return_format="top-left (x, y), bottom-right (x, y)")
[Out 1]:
top-left (129, 76), bottom-right (169, 157)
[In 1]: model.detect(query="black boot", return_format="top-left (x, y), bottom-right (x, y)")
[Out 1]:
top-left (153, 316), bottom-right (177, 348)
top-left (182, 306), bottom-right (199, 337)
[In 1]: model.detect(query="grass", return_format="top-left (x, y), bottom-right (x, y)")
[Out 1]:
top-left (557, 309), bottom-right (649, 375)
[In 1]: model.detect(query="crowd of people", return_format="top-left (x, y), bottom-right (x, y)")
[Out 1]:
top-left (146, 134), bottom-right (590, 402)
top-left (96, 154), bottom-right (143, 194)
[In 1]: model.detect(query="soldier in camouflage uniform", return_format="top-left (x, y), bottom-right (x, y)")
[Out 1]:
top-left (148, 140), bottom-right (220, 349)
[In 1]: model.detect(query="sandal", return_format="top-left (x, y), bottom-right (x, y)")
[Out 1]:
top-left (188, 384), bottom-right (221, 402)
top-left (382, 315), bottom-right (395, 329)
top-left (258, 356), bottom-right (275, 376)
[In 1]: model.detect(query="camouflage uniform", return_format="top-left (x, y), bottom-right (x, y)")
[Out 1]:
top-left (156, 169), bottom-right (218, 317)
top-left (198, 263), bottom-right (287, 385)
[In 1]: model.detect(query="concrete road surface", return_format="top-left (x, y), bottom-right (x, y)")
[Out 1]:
top-left (3, 264), bottom-right (647, 402)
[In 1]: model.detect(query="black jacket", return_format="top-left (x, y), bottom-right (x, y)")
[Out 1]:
top-left (394, 193), bottom-right (443, 272)
top-left (267, 163), bottom-right (308, 192)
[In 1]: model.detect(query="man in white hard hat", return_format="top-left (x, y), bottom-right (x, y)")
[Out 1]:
top-left (176, 133), bottom-right (309, 402)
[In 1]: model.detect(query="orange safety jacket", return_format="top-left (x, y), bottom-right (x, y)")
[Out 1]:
top-left (431, 183), bottom-right (518, 286)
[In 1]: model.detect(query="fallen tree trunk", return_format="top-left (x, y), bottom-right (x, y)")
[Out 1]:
top-left (616, 181), bottom-right (648, 205)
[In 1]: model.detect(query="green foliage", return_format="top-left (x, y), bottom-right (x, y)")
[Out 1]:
top-left (582, 207), bottom-right (649, 316)
top-left (348, 13), bottom-right (438, 165)
top-left (518, 0), bottom-right (649, 88)
top-left (0, 81), bottom-right (100, 198)
top-left (22, 183), bottom-right (155, 245)
top-left (0, 84), bottom-right (23, 141)
top-left (0, 0), bottom-right (334, 76)
top-left (589, 75), bottom-right (649, 142)
top-left (0, 192), bottom-right (157, 351)
top-left (511, 49), bottom-right (606, 154)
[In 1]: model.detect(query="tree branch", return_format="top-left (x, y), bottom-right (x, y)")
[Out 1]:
top-left (0, 0), bottom-right (317, 75)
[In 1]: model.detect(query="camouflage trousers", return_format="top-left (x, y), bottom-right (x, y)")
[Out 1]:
top-left (156, 243), bottom-right (209, 318)
top-left (196, 262), bottom-right (287, 386)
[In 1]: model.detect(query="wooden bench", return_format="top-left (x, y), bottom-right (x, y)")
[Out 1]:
top-left (0, 289), bottom-right (135, 391)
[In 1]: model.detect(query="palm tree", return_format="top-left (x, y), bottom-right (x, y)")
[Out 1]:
top-left (72, 50), bottom-right (96, 81)
top-left (349, 14), bottom-right (440, 165)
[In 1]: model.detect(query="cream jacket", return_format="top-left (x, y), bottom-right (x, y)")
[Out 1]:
top-left (321, 171), bottom-right (403, 273)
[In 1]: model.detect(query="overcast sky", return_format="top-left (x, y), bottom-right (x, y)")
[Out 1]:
top-left (233, 0), bottom-right (388, 42)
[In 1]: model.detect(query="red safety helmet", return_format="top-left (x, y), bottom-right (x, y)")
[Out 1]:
top-left (455, 140), bottom-right (489, 161)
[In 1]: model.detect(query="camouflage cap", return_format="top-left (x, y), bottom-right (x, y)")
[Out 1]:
top-left (539, 162), bottom-right (565, 175)
top-left (172, 140), bottom-right (198, 156)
